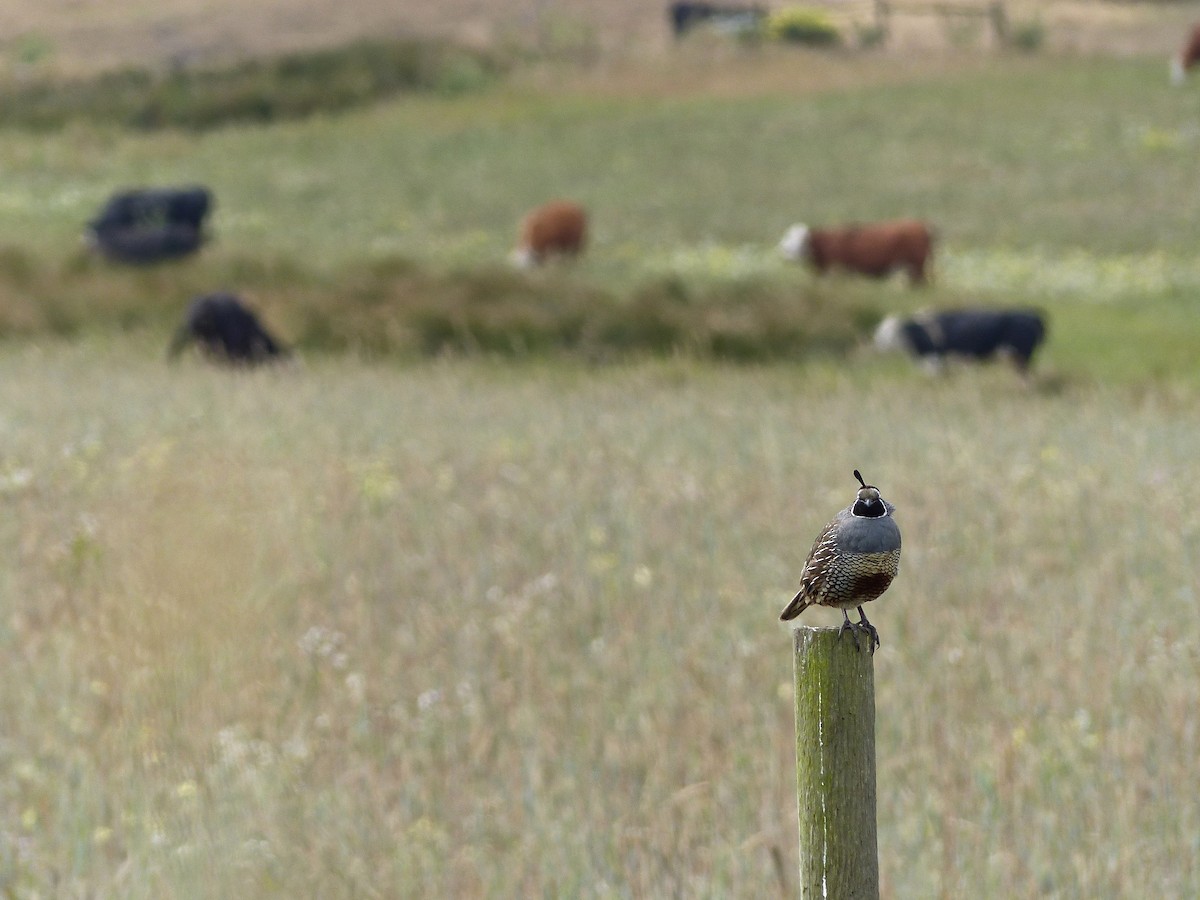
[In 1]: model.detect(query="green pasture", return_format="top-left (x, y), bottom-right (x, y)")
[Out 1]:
top-left (6, 55), bottom-right (1198, 259)
top-left (1, 39), bottom-right (1200, 897)
top-left (0, 51), bottom-right (1198, 378)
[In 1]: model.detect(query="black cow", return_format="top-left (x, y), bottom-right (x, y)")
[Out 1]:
top-left (86, 185), bottom-right (213, 265)
top-left (168, 293), bottom-right (287, 365)
top-left (87, 223), bottom-right (206, 266)
top-left (89, 186), bottom-right (212, 231)
top-left (873, 308), bottom-right (1047, 375)
top-left (668, 2), bottom-right (768, 39)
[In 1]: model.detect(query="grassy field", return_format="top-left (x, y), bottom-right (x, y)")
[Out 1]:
top-left (0, 343), bottom-right (1198, 897)
top-left (3, 49), bottom-right (1200, 376)
top-left (6, 53), bottom-right (1200, 261)
top-left (2, 4), bottom-right (1200, 896)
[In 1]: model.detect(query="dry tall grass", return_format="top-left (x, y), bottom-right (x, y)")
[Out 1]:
top-left (0, 339), bottom-right (1196, 897)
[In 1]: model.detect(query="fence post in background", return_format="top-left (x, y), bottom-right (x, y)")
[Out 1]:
top-left (989, 1), bottom-right (1008, 45)
top-left (791, 626), bottom-right (879, 899)
top-left (874, 0), bottom-right (891, 40)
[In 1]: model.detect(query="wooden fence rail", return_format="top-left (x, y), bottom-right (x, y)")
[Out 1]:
top-left (877, 0), bottom-right (1009, 43)
top-left (810, 0), bottom-right (1010, 45)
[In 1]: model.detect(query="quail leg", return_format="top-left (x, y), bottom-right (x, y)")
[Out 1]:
top-left (837, 609), bottom-right (863, 652)
top-left (856, 606), bottom-right (880, 654)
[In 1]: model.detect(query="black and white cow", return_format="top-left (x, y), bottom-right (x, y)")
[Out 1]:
top-left (86, 185), bottom-right (213, 265)
top-left (873, 308), bottom-right (1047, 375)
top-left (167, 293), bottom-right (287, 365)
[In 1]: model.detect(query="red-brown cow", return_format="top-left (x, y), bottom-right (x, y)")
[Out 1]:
top-left (1171, 24), bottom-right (1200, 84)
top-left (778, 219), bottom-right (934, 286)
top-left (511, 200), bottom-right (588, 268)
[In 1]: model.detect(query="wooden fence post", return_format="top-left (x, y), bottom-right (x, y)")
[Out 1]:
top-left (791, 626), bottom-right (879, 899)
top-left (988, 1), bottom-right (1008, 45)
top-left (874, 0), bottom-right (891, 39)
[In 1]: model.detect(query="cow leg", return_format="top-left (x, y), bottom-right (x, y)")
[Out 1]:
top-left (167, 324), bottom-right (193, 360)
top-left (1013, 353), bottom-right (1036, 385)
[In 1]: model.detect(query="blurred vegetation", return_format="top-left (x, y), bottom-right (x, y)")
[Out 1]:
top-left (2, 342), bottom-right (1199, 896)
top-left (0, 38), bottom-right (504, 131)
top-left (1009, 18), bottom-right (1047, 53)
top-left (766, 8), bottom-right (842, 46)
top-left (0, 50), bottom-right (1197, 375)
top-left (0, 246), bottom-right (880, 362)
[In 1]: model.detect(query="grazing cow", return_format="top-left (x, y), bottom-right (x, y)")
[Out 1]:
top-left (1171, 24), bottom-right (1200, 85)
top-left (873, 308), bottom-right (1047, 375)
top-left (511, 200), bottom-right (588, 268)
top-left (669, 2), bottom-right (768, 39)
top-left (167, 293), bottom-right (287, 365)
top-left (85, 185), bottom-right (213, 265)
top-left (87, 222), bottom-right (206, 266)
top-left (89, 186), bottom-right (213, 231)
top-left (779, 219), bottom-right (935, 286)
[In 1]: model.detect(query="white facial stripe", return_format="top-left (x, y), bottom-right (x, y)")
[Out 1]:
top-left (851, 497), bottom-right (888, 517)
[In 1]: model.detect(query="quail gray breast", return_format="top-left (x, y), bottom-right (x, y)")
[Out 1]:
top-left (779, 469), bottom-right (901, 653)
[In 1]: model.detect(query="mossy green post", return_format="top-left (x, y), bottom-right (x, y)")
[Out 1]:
top-left (792, 626), bottom-right (879, 900)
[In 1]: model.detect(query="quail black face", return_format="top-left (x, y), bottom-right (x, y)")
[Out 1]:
top-left (851, 469), bottom-right (887, 518)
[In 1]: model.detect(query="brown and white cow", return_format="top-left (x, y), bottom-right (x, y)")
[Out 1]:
top-left (779, 219), bottom-right (934, 286)
top-left (1171, 24), bottom-right (1200, 85)
top-left (511, 200), bottom-right (588, 268)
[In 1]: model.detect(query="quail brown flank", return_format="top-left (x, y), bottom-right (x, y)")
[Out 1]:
top-left (779, 469), bottom-right (901, 653)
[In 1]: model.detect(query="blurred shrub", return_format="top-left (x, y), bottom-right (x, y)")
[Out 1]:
top-left (766, 8), bottom-right (841, 47)
top-left (0, 38), bottom-right (505, 131)
top-left (1008, 19), bottom-right (1045, 53)
top-left (0, 248), bottom-right (879, 363)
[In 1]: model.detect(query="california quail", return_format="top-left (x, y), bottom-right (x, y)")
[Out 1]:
top-left (779, 470), bottom-right (902, 653)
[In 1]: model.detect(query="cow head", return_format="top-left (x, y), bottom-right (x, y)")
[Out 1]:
top-left (510, 246), bottom-right (537, 269)
top-left (777, 224), bottom-right (810, 261)
top-left (872, 315), bottom-right (905, 353)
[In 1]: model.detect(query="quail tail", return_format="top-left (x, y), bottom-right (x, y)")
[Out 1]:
top-left (778, 590), bottom-right (811, 622)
